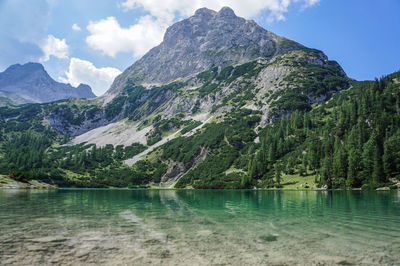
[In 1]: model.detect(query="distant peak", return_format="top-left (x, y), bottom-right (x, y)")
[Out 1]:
top-left (6, 62), bottom-right (45, 73)
top-left (77, 83), bottom-right (91, 89)
top-left (217, 7), bottom-right (236, 18)
top-left (194, 7), bottom-right (217, 17)
top-left (22, 62), bottom-right (45, 70)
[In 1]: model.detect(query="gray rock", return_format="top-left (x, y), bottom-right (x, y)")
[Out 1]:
top-left (31, 236), bottom-right (67, 243)
top-left (107, 7), bottom-right (303, 95)
top-left (376, 187), bottom-right (390, 191)
top-left (321, 184), bottom-right (329, 190)
top-left (26, 244), bottom-right (48, 252)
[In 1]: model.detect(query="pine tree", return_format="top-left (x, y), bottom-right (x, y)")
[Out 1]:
top-left (347, 149), bottom-right (360, 187)
top-left (274, 162), bottom-right (282, 186)
top-left (383, 134), bottom-right (400, 180)
top-left (320, 156), bottom-right (333, 188)
top-left (372, 146), bottom-right (384, 184)
top-left (361, 132), bottom-right (377, 184)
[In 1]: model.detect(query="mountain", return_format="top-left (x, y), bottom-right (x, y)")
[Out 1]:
top-left (0, 7), bottom-right (399, 190)
top-left (95, 7), bottom-right (346, 135)
top-left (0, 62), bottom-right (95, 104)
top-left (108, 7), bottom-right (303, 95)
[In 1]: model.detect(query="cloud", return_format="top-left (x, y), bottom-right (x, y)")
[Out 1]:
top-left (39, 35), bottom-right (69, 62)
top-left (300, 0), bottom-right (320, 8)
top-left (72, 23), bottom-right (82, 31)
top-left (0, 0), bottom-right (52, 69)
top-left (86, 16), bottom-right (168, 57)
top-left (120, 0), bottom-right (320, 22)
top-left (94, 0), bottom-right (319, 58)
top-left (60, 58), bottom-right (122, 96)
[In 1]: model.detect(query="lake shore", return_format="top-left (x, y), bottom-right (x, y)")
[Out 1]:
top-left (0, 175), bottom-right (57, 189)
top-left (1, 174), bottom-right (398, 191)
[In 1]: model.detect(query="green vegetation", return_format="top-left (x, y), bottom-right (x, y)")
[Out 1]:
top-left (105, 96), bottom-right (126, 120)
top-left (247, 75), bottom-right (400, 189)
top-left (0, 102), bottom-right (162, 188)
top-left (105, 80), bottom-right (187, 121)
top-left (181, 120), bottom-right (202, 134)
top-left (0, 134), bottom-right (161, 187)
top-left (146, 114), bottom-right (202, 145)
top-left (162, 109), bottom-right (261, 188)
top-left (163, 73), bottom-right (400, 189)
top-left (266, 48), bottom-right (348, 116)
top-left (0, 54), bottom-right (399, 190)
top-left (196, 60), bottom-right (261, 97)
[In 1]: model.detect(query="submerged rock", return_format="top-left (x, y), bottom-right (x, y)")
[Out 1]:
top-left (337, 260), bottom-right (355, 265)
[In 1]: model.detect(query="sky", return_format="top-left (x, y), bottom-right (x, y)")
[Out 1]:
top-left (0, 0), bottom-right (399, 96)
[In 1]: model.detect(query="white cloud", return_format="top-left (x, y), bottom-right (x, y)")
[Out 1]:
top-left (120, 0), bottom-right (320, 22)
top-left (300, 0), bottom-right (320, 8)
top-left (60, 58), bottom-right (122, 96)
top-left (86, 16), bottom-right (167, 58)
top-left (72, 23), bottom-right (82, 31)
top-left (39, 35), bottom-right (69, 62)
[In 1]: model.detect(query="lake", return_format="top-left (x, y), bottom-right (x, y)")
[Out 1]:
top-left (0, 189), bottom-right (399, 265)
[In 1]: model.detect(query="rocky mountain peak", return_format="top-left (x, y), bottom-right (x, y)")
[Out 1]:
top-left (107, 7), bottom-right (303, 95)
top-left (217, 6), bottom-right (236, 18)
top-left (193, 7), bottom-right (216, 18)
top-left (2, 62), bottom-right (48, 82)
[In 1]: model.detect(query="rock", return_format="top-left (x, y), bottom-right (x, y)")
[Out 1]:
top-left (31, 236), bottom-right (67, 243)
top-left (337, 260), bottom-right (355, 265)
top-left (76, 249), bottom-right (91, 258)
top-left (149, 248), bottom-right (172, 259)
top-left (258, 234), bottom-right (278, 242)
top-left (143, 239), bottom-right (163, 246)
top-left (376, 187), bottom-right (390, 191)
top-left (107, 7), bottom-right (303, 95)
top-left (26, 244), bottom-right (48, 252)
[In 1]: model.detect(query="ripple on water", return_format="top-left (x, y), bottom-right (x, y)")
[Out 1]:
top-left (0, 190), bottom-right (399, 265)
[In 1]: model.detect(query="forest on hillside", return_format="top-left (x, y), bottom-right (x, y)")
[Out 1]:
top-left (0, 72), bottom-right (399, 189)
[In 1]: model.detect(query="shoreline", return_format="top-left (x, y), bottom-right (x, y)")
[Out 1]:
top-left (1, 187), bottom-right (396, 191)
top-left (1, 174), bottom-right (397, 191)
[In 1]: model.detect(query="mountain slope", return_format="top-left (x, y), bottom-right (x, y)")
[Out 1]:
top-left (62, 7), bottom-right (347, 185)
top-left (0, 63), bottom-right (95, 104)
top-left (0, 7), bottom-right (398, 190)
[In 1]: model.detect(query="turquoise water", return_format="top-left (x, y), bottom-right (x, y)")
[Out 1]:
top-left (0, 189), bottom-right (399, 265)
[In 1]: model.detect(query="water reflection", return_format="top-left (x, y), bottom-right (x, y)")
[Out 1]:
top-left (0, 189), bottom-right (399, 265)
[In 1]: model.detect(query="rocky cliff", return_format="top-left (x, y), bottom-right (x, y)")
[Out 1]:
top-left (107, 7), bottom-right (303, 95)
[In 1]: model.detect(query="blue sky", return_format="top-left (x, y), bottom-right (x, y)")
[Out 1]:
top-left (0, 0), bottom-right (399, 95)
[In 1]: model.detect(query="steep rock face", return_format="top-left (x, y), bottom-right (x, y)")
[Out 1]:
top-left (0, 63), bottom-right (96, 104)
top-left (107, 7), bottom-right (303, 95)
top-left (78, 7), bottom-right (347, 150)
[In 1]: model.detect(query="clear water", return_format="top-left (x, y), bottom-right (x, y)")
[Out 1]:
top-left (0, 189), bottom-right (399, 265)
